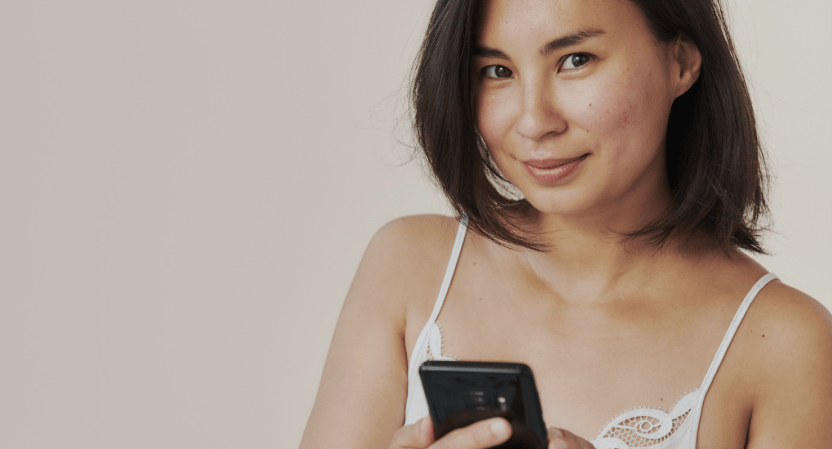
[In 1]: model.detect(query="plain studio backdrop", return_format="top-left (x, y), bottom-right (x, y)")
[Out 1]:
top-left (0, 0), bottom-right (829, 448)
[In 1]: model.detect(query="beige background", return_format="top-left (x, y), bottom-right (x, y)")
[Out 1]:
top-left (0, 0), bottom-right (829, 448)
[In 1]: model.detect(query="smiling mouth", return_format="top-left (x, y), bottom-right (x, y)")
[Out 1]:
top-left (524, 154), bottom-right (589, 169)
top-left (522, 154), bottom-right (590, 184)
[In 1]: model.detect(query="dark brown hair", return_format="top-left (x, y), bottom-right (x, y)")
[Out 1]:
top-left (411, 0), bottom-right (769, 253)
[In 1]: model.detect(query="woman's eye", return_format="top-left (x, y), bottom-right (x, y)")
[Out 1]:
top-left (482, 65), bottom-right (513, 79)
top-left (561, 53), bottom-right (592, 70)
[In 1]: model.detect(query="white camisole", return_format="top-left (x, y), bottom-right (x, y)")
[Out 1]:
top-left (403, 218), bottom-right (777, 449)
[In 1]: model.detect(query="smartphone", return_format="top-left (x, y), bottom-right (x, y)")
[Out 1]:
top-left (419, 361), bottom-right (547, 449)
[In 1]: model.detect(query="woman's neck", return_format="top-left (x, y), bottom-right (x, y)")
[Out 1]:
top-left (505, 188), bottom-right (721, 305)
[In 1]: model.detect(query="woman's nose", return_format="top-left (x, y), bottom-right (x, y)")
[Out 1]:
top-left (514, 80), bottom-right (567, 140)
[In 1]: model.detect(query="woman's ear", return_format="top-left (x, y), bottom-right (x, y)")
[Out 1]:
top-left (671, 35), bottom-right (702, 98)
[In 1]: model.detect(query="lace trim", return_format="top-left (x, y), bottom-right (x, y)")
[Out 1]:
top-left (590, 388), bottom-right (698, 448)
top-left (426, 322), bottom-right (459, 361)
top-left (429, 322), bottom-right (698, 448)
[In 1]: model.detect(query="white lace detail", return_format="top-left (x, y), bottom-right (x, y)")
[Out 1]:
top-left (590, 389), bottom-right (698, 449)
top-left (425, 322), bottom-right (459, 361)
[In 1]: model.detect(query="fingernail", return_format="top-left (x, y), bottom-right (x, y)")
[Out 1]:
top-left (552, 437), bottom-right (568, 449)
top-left (489, 418), bottom-right (510, 438)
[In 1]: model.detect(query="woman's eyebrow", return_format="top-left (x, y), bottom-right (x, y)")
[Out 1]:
top-left (472, 45), bottom-right (511, 60)
top-left (472, 28), bottom-right (606, 60)
top-left (540, 28), bottom-right (605, 55)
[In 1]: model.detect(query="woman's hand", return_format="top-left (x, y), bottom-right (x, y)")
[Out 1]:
top-left (546, 427), bottom-right (596, 449)
top-left (389, 417), bottom-right (596, 449)
top-left (389, 416), bottom-right (512, 449)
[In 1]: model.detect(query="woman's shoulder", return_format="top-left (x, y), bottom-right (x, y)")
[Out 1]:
top-left (694, 254), bottom-right (831, 392)
top-left (747, 279), bottom-right (832, 355)
top-left (348, 214), bottom-right (464, 316)
top-left (718, 259), bottom-right (832, 369)
top-left (363, 214), bottom-right (463, 279)
top-left (745, 279), bottom-right (832, 365)
top-left (368, 214), bottom-right (463, 259)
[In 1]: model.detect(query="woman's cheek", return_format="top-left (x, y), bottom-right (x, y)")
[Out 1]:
top-left (476, 90), bottom-right (518, 151)
top-left (559, 77), bottom-right (639, 136)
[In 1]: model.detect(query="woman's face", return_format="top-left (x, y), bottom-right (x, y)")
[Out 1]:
top-left (473, 0), bottom-right (695, 221)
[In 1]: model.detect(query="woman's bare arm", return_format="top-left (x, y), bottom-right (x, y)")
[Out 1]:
top-left (745, 283), bottom-right (832, 448)
top-left (299, 216), bottom-right (457, 448)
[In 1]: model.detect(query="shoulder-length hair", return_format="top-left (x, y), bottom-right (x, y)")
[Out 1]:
top-left (411, 0), bottom-right (769, 253)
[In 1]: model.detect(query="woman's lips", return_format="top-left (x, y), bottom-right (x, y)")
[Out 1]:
top-left (523, 154), bottom-right (589, 184)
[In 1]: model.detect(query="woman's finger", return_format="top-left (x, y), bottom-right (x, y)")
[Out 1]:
top-left (547, 427), bottom-right (596, 449)
top-left (388, 417), bottom-right (434, 449)
top-left (429, 417), bottom-right (512, 449)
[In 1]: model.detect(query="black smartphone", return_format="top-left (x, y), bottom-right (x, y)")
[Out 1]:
top-left (419, 361), bottom-right (547, 449)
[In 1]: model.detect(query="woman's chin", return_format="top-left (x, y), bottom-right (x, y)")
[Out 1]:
top-left (522, 195), bottom-right (600, 218)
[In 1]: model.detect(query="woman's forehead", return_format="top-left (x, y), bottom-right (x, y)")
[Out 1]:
top-left (477, 0), bottom-right (648, 47)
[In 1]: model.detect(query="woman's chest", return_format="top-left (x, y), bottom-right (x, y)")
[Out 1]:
top-left (424, 317), bottom-right (754, 448)
top-left (427, 293), bottom-right (754, 447)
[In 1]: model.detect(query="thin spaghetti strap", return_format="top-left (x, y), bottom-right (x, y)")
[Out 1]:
top-left (684, 273), bottom-right (778, 447)
top-left (697, 272), bottom-right (778, 394)
top-left (424, 216), bottom-right (469, 324)
top-left (405, 216), bottom-right (468, 381)
top-left (688, 273), bottom-right (777, 447)
top-left (403, 217), bottom-right (470, 425)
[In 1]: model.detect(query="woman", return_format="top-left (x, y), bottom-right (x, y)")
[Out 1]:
top-left (300, 0), bottom-right (832, 447)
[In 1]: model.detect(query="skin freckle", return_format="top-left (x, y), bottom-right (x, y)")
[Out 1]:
top-left (618, 103), bottom-right (639, 128)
